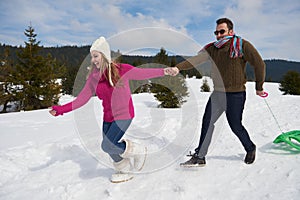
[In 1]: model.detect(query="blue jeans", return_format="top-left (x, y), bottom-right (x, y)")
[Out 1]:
top-left (102, 120), bottom-right (132, 162)
top-left (195, 91), bottom-right (255, 158)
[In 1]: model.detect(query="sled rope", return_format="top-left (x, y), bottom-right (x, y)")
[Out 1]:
top-left (261, 92), bottom-right (300, 151)
top-left (263, 98), bottom-right (284, 133)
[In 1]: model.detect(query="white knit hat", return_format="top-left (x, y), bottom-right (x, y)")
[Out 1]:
top-left (90, 36), bottom-right (111, 63)
top-left (90, 36), bottom-right (114, 86)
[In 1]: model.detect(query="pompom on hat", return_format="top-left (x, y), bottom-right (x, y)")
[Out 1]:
top-left (90, 36), bottom-right (111, 63)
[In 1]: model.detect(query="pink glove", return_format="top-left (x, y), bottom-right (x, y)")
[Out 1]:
top-left (51, 103), bottom-right (72, 116)
top-left (51, 105), bottom-right (63, 116)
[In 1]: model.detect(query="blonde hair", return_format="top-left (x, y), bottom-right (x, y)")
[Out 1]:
top-left (88, 52), bottom-right (121, 87)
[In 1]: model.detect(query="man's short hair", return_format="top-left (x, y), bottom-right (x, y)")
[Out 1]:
top-left (216, 18), bottom-right (234, 30)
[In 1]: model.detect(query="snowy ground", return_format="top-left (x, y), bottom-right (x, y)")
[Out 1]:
top-left (0, 78), bottom-right (299, 200)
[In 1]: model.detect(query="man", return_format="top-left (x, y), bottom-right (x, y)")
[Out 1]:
top-left (172, 18), bottom-right (266, 166)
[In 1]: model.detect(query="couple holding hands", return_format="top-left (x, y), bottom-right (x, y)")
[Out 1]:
top-left (49, 18), bottom-right (265, 183)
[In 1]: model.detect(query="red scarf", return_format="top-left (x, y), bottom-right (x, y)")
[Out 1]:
top-left (202, 35), bottom-right (243, 58)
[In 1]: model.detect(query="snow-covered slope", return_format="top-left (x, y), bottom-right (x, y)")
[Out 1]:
top-left (0, 79), bottom-right (299, 200)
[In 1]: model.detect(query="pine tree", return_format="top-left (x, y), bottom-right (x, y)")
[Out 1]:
top-left (0, 47), bottom-right (16, 112)
top-left (279, 70), bottom-right (300, 95)
top-left (130, 59), bottom-right (150, 94)
top-left (200, 78), bottom-right (210, 92)
top-left (13, 25), bottom-right (65, 111)
top-left (170, 56), bottom-right (177, 67)
top-left (150, 48), bottom-right (189, 108)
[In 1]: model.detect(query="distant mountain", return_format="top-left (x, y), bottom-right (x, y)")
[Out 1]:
top-left (120, 55), bottom-right (300, 82)
top-left (247, 59), bottom-right (300, 82)
top-left (1, 44), bottom-right (299, 83)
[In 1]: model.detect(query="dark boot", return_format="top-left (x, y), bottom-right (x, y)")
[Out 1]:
top-left (180, 152), bottom-right (206, 167)
top-left (244, 145), bottom-right (256, 164)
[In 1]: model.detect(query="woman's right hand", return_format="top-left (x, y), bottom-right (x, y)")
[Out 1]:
top-left (49, 106), bottom-right (61, 116)
top-left (49, 108), bottom-right (57, 116)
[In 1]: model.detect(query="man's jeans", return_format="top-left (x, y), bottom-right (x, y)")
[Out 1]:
top-left (195, 91), bottom-right (255, 158)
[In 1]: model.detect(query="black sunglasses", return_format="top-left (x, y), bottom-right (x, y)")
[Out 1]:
top-left (214, 29), bottom-right (226, 35)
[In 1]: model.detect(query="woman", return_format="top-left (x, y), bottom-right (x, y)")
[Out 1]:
top-left (49, 36), bottom-right (173, 183)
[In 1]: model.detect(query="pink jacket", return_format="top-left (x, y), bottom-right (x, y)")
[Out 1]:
top-left (52, 64), bottom-right (165, 122)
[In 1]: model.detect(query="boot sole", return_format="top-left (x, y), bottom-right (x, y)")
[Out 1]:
top-left (180, 163), bottom-right (206, 168)
top-left (136, 147), bottom-right (147, 171)
top-left (110, 176), bottom-right (133, 183)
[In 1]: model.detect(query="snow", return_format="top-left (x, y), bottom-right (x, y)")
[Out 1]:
top-left (1, 78), bottom-right (300, 200)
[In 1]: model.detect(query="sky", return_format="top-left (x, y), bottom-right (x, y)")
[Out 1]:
top-left (0, 0), bottom-right (300, 61)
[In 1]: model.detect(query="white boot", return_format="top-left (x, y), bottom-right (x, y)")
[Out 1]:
top-left (111, 158), bottom-right (134, 183)
top-left (121, 139), bottom-right (147, 171)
